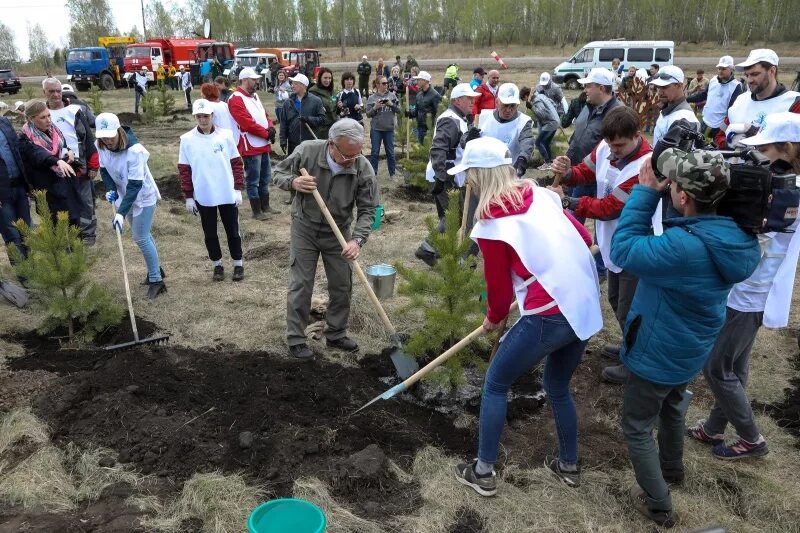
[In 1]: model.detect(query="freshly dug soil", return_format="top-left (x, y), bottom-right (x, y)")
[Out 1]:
top-left (390, 184), bottom-right (435, 203)
top-left (243, 241), bottom-right (290, 265)
top-left (154, 173), bottom-right (184, 202)
top-left (760, 350), bottom-right (800, 446)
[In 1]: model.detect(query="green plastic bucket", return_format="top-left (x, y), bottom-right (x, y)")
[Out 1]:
top-left (371, 203), bottom-right (385, 231)
top-left (248, 498), bottom-right (326, 533)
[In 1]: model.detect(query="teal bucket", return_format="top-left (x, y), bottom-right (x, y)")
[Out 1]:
top-left (248, 498), bottom-right (326, 533)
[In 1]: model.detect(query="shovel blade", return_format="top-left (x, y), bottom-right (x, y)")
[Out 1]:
top-left (390, 349), bottom-right (418, 380)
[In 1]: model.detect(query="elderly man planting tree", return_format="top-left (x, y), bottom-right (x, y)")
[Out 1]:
top-left (273, 119), bottom-right (378, 361)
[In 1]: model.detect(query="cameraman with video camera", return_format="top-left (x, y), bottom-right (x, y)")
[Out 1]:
top-left (688, 112), bottom-right (800, 460)
top-left (611, 148), bottom-right (760, 527)
top-left (716, 49), bottom-right (800, 149)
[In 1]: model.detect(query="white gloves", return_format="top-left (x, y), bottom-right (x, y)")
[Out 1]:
top-left (234, 190), bottom-right (242, 207)
top-left (186, 198), bottom-right (198, 215)
top-left (112, 213), bottom-right (125, 233)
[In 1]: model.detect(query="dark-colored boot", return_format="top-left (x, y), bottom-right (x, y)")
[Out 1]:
top-left (326, 337), bottom-right (359, 352)
top-left (142, 267), bottom-right (166, 286)
top-left (289, 343), bottom-right (314, 361)
top-left (601, 364), bottom-right (630, 384)
top-left (249, 198), bottom-right (269, 220)
top-left (260, 194), bottom-right (279, 215)
top-left (147, 280), bottom-right (167, 299)
top-left (232, 265), bottom-right (244, 281)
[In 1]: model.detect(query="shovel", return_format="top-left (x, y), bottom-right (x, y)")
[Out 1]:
top-left (300, 168), bottom-right (419, 379)
top-left (105, 208), bottom-right (169, 352)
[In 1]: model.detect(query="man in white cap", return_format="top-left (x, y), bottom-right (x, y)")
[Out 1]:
top-left (357, 55), bottom-right (372, 97)
top-left (279, 73), bottom-right (326, 154)
top-left (650, 65), bottom-right (700, 146)
top-left (406, 71), bottom-right (441, 145)
top-left (716, 49), bottom-right (800, 148)
top-left (686, 56), bottom-right (745, 139)
top-left (471, 82), bottom-right (534, 176)
top-left (537, 72), bottom-right (567, 116)
top-left (180, 65), bottom-right (193, 110)
top-left (229, 66), bottom-right (279, 220)
top-left (134, 66), bottom-right (149, 115)
top-left (567, 68), bottom-right (623, 167)
top-left (61, 83), bottom-right (95, 127)
top-left (42, 77), bottom-right (99, 246)
top-left (472, 69), bottom-right (500, 116)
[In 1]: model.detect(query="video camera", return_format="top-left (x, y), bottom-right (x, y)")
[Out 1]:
top-left (653, 119), bottom-right (800, 234)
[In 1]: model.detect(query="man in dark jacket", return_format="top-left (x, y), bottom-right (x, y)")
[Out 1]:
top-left (356, 56), bottom-right (372, 97)
top-left (280, 73), bottom-right (326, 155)
top-left (0, 116), bottom-right (31, 263)
top-left (406, 71), bottom-right (442, 145)
top-left (610, 149), bottom-right (759, 528)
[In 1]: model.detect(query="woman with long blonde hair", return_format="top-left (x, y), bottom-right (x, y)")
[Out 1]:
top-left (452, 137), bottom-right (602, 496)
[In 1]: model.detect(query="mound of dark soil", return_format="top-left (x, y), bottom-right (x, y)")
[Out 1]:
top-left (154, 173), bottom-right (184, 202)
top-left (243, 241), bottom-right (290, 265)
top-left (116, 112), bottom-right (142, 125)
top-left (760, 350), bottom-right (800, 446)
top-left (390, 184), bottom-right (434, 203)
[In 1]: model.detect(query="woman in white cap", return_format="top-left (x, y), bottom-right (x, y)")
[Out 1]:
top-left (95, 112), bottom-right (166, 299)
top-left (178, 99), bottom-right (245, 282)
top-left (453, 137), bottom-right (602, 496)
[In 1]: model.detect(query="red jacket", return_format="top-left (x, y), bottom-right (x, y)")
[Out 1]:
top-left (228, 87), bottom-right (274, 156)
top-left (477, 186), bottom-right (592, 324)
top-left (564, 138), bottom-right (652, 221)
top-left (472, 83), bottom-right (497, 116)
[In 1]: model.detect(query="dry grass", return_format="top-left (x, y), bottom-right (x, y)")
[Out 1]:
top-left (293, 477), bottom-right (386, 533)
top-left (143, 471), bottom-right (264, 533)
top-left (0, 408), bottom-right (49, 456)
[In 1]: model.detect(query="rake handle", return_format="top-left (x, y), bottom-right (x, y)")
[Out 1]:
top-left (302, 169), bottom-right (398, 337)
top-left (113, 208), bottom-right (139, 342)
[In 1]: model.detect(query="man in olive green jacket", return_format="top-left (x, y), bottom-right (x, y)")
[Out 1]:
top-left (273, 119), bottom-right (379, 360)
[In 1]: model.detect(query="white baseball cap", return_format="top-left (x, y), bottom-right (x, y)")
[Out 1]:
top-left (650, 65), bottom-right (685, 86)
top-left (737, 49), bottom-right (779, 69)
top-left (716, 55), bottom-right (735, 68)
top-left (140, 66), bottom-right (148, 71)
top-left (13, 101), bottom-right (24, 111)
top-left (450, 83), bottom-right (480, 99)
top-left (238, 67), bottom-right (260, 80)
top-left (288, 73), bottom-right (309, 87)
top-left (362, 55), bottom-right (367, 60)
top-left (577, 68), bottom-right (614, 86)
top-left (61, 83), bottom-right (75, 93)
top-left (95, 113), bottom-right (121, 139)
top-left (413, 71), bottom-right (432, 82)
top-left (448, 137), bottom-right (513, 175)
top-left (740, 112), bottom-right (800, 146)
top-left (497, 82), bottom-right (520, 105)
top-left (539, 72), bottom-right (551, 85)
top-left (192, 99), bottom-right (213, 115)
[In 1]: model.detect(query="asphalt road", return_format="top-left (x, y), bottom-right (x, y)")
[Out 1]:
top-left (20, 55), bottom-right (800, 84)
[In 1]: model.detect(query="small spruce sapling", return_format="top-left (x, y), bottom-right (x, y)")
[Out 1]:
top-left (395, 190), bottom-right (487, 385)
top-left (156, 81), bottom-right (175, 116)
top-left (141, 91), bottom-right (158, 124)
top-left (87, 85), bottom-right (103, 114)
top-left (9, 191), bottom-right (123, 344)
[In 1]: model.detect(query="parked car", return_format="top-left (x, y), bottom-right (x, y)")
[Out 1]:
top-left (0, 70), bottom-right (21, 95)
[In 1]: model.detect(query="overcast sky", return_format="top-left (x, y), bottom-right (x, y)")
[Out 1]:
top-left (3, 0), bottom-right (161, 60)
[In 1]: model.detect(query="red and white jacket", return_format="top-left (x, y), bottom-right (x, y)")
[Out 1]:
top-left (471, 83), bottom-right (497, 117)
top-left (228, 86), bottom-right (274, 157)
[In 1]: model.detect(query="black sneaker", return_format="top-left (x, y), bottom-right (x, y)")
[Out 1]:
top-left (630, 485), bottom-right (675, 528)
top-left (326, 337), bottom-right (359, 352)
top-left (147, 281), bottom-right (167, 299)
top-left (544, 455), bottom-right (581, 488)
top-left (232, 265), bottom-right (244, 281)
top-left (662, 468), bottom-right (685, 485)
top-left (142, 267), bottom-right (166, 286)
top-left (601, 364), bottom-right (630, 384)
top-left (454, 461), bottom-right (497, 497)
top-left (289, 344), bottom-right (314, 361)
top-left (212, 265), bottom-right (225, 282)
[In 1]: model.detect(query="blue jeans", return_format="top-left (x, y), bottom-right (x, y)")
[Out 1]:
top-left (370, 129), bottom-right (396, 176)
top-left (0, 185), bottom-right (32, 261)
top-left (479, 313), bottom-right (586, 466)
top-left (243, 153), bottom-right (272, 200)
top-left (535, 129), bottom-right (556, 163)
top-left (129, 204), bottom-right (162, 283)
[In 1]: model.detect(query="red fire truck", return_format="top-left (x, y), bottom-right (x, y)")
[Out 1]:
top-left (123, 38), bottom-right (234, 77)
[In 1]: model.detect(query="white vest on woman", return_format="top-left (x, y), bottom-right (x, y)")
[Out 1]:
top-left (470, 186), bottom-right (603, 340)
top-left (178, 127), bottom-right (240, 206)
top-left (425, 108), bottom-right (468, 186)
top-left (478, 109), bottom-right (532, 161)
top-left (592, 141), bottom-right (663, 273)
top-left (228, 90), bottom-right (271, 150)
top-left (99, 144), bottom-right (160, 218)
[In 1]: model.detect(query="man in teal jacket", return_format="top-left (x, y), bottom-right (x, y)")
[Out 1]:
top-left (610, 148), bottom-right (760, 528)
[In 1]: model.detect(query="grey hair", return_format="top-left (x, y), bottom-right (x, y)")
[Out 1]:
top-left (42, 77), bottom-right (61, 89)
top-left (328, 118), bottom-right (364, 143)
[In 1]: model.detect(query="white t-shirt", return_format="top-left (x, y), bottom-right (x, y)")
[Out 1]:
top-left (49, 105), bottom-right (81, 155)
top-left (178, 126), bottom-right (240, 206)
top-left (99, 142), bottom-right (160, 217)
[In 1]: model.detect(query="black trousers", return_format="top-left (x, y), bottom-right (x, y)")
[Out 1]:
top-left (197, 202), bottom-right (242, 261)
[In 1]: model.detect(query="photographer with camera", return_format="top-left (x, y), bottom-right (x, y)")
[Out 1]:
top-left (549, 106), bottom-right (657, 384)
top-left (611, 149), bottom-right (760, 528)
top-left (688, 112), bottom-right (800, 460)
top-left (650, 66), bottom-right (701, 147)
top-left (366, 76), bottom-right (400, 178)
top-left (716, 49), bottom-right (800, 149)
top-left (43, 78), bottom-right (99, 246)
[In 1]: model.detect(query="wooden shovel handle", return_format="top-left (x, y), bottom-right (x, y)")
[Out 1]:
top-left (402, 325), bottom-right (487, 388)
top-left (302, 168), bottom-right (397, 336)
top-left (458, 183), bottom-right (472, 245)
